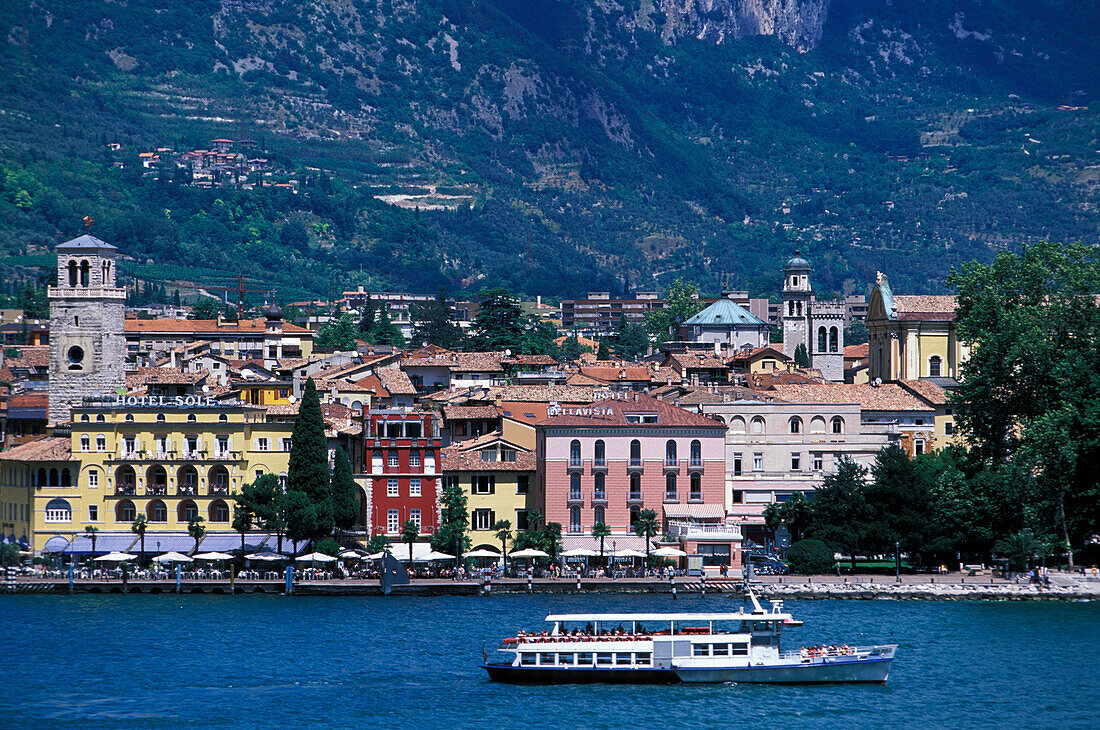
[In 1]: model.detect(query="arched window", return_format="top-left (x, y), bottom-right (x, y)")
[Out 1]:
top-left (818, 326), bottom-right (827, 353)
top-left (96, 414), bottom-right (105, 423)
top-left (789, 416), bottom-right (802, 434)
top-left (125, 413), bottom-right (135, 423)
top-left (690, 473), bottom-right (702, 501)
top-left (810, 416), bottom-right (826, 433)
top-left (750, 416), bottom-right (766, 435)
top-left (115, 465), bottom-right (136, 494)
top-left (665, 440), bottom-right (677, 465)
top-left (79, 259), bottom-right (90, 287)
top-left (44, 498), bottom-right (72, 523)
top-left (569, 439), bottom-right (581, 466)
top-left (36, 468), bottom-right (46, 487)
top-left (80, 435), bottom-right (90, 451)
top-left (929, 355), bottom-right (942, 377)
top-left (729, 416), bottom-right (746, 434)
top-left (60, 468), bottom-right (71, 486)
top-left (209, 466), bottom-right (230, 494)
top-left (371, 450), bottom-right (383, 474)
top-left (665, 473), bottom-right (677, 501)
top-left (187, 413), bottom-right (197, 423)
top-left (209, 499), bottom-right (230, 523)
top-left (67, 260), bottom-right (78, 287)
top-left (156, 413), bottom-right (166, 423)
top-left (593, 439), bottom-right (605, 467)
top-left (49, 468), bottom-right (59, 486)
top-left (629, 439), bottom-right (641, 466)
top-left (409, 450), bottom-right (421, 469)
top-left (569, 506), bottom-right (581, 532)
top-left (829, 326), bottom-right (839, 353)
top-left (593, 472), bottom-right (606, 500)
top-left (569, 472), bottom-right (581, 500)
top-left (630, 505), bottom-right (640, 527)
top-left (178, 465), bottom-right (198, 495)
top-left (147, 499), bottom-right (168, 522)
top-left (594, 505), bottom-right (605, 525)
top-left (387, 450), bottom-right (399, 468)
top-left (178, 500), bottom-right (199, 522)
top-left (96, 435), bottom-right (106, 451)
top-left (80, 414), bottom-right (89, 423)
top-left (690, 439), bottom-right (702, 466)
top-left (116, 499), bottom-right (136, 523)
top-left (629, 472), bottom-right (641, 500)
top-left (147, 465), bottom-right (167, 495)
top-left (831, 416), bottom-right (845, 434)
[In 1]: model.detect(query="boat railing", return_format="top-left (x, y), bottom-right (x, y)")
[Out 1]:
top-left (783, 644), bottom-right (894, 661)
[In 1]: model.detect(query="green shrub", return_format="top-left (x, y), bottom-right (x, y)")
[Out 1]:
top-left (785, 539), bottom-right (836, 575)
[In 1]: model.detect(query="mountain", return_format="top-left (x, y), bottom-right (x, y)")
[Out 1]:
top-left (0, 1), bottom-right (1097, 302)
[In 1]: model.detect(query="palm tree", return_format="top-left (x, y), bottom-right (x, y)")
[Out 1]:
top-left (493, 519), bottom-right (512, 576)
top-left (187, 516), bottom-right (206, 554)
top-left (366, 534), bottom-right (389, 555)
top-left (592, 521), bottom-right (611, 572)
top-left (994, 530), bottom-right (1043, 573)
top-left (232, 503), bottom-right (253, 552)
top-left (400, 520), bottom-right (420, 567)
top-left (633, 509), bottom-right (660, 575)
top-left (131, 515), bottom-right (148, 565)
top-left (84, 525), bottom-right (99, 563)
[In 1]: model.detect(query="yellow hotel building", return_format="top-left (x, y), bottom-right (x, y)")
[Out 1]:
top-left (0, 395), bottom-right (294, 555)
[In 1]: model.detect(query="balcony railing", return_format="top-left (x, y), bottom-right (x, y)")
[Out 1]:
top-left (628, 491), bottom-right (643, 502)
top-left (592, 457), bottom-right (606, 468)
top-left (629, 458), bottom-right (643, 468)
top-left (209, 486), bottom-right (230, 496)
top-left (568, 490), bottom-right (582, 501)
top-left (568, 457), bottom-right (582, 468)
top-left (146, 485), bottom-right (168, 496)
top-left (664, 491), bottom-right (678, 502)
top-left (592, 490), bottom-right (607, 503)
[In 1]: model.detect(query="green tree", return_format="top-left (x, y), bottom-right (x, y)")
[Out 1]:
top-left (493, 519), bottom-right (513, 575)
top-left (316, 313), bottom-right (359, 351)
top-left (232, 500), bottom-right (254, 552)
top-left (283, 489), bottom-right (320, 548)
top-left (805, 458), bottom-right (871, 571)
top-left (596, 339), bottom-right (611, 360)
top-left (610, 317), bottom-right (650, 360)
top-left (365, 534), bottom-right (390, 555)
top-left (846, 318), bottom-right (868, 345)
top-left (431, 478), bottom-right (470, 556)
top-left (793, 343), bottom-right (810, 368)
top-left (187, 516), bottom-right (206, 554)
top-left (474, 289), bottom-right (525, 350)
top-left (84, 525), bottom-right (99, 561)
top-left (373, 306), bottom-right (406, 347)
top-left (286, 378), bottom-right (333, 540)
top-left (130, 515), bottom-right (148, 563)
top-left (192, 297), bottom-right (221, 319)
top-left (559, 332), bottom-right (583, 361)
top-left (330, 446), bottom-right (359, 536)
top-left (592, 521), bottom-right (611, 570)
top-left (994, 530), bottom-right (1043, 572)
top-left (644, 278), bottom-right (702, 339)
top-left (865, 445), bottom-right (932, 555)
top-left (521, 319), bottom-right (560, 358)
top-left (764, 492), bottom-right (814, 542)
top-left (633, 509), bottom-right (660, 571)
top-left (236, 473), bottom-right (284, 551)
top-left (785, 539), bottom-right (836, 575)
top-left (411, 292), bottom-right (464, 349)
top-left (401, 519), bottom-right (420, 566)
top-left (949, 242), bottom-right (1100, 564)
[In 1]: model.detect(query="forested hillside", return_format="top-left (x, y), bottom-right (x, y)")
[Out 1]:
top-left (0, 0), bottom-right (1097, 302)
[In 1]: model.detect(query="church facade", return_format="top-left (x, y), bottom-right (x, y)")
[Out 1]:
top-left (780, 251), bottom-right (845, 382)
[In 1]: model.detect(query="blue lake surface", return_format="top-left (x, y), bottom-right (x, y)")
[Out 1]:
top-left (2, 593), bottom-right (1097, 729)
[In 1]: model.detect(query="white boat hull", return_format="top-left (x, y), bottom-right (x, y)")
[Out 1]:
top-left (675, 647), bottom-right (896, 684)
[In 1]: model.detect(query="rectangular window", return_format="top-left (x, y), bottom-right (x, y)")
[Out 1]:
top-left (257, 437), bottom-right (269, 451)
top-left (577, 653), bottom-right (594, 666)
top-left (387, 509), bottom-right (399, 532)
top-left (812, 453), bottom-right (823, 471)
top-left (596, 653), bottom-right (613, 666)
top-left (753, 453), bottom-right (763, 471)
top-left (635, 652), bottom-right (651, 666)
top-left (387, 479), bottom-right (399, 497)
top-left (410, 509), bottom-right (421, 529)
top-left (516, 509), bottom-right (529, 531)
top-left (88, 505), bottom-right (98, 521)
top-left (693, 644), bottom-right (709, 657)
top-left (615, 654), bottom-right (632, 666)
top-left (791, 453), bottom-right (801, 471)
top-left (186, 435), bottom-right (198, 455)
top-left (88, 471), bottom-right (99, 489)
top-left (410, 452), bottom-right (421, 468)
top-left (123, 435), bottom-right (136, 456)
top-left (255, 469), bottom-right (263, 480)
top-left (915, 439), bottom-right (925, 456)
top-left (732, 490), bottom-right (744, 504)
top-left (472, 475), bottom-right (495, 495)
top-left (731, 644), bottom-right (749, 656)
top-left (501, 449), bottom-right (517, 463)
top-left (539, 653), bottom-right (555, 666)
top-left (557, 653), bottom-right (574, 666)
top-left (443, 475), bottom-right (459, 490)
top-left (473, 509), bottom-right (494, 530)
top-left (281, 438), bottom-right (293, 452)
top-left (712, 644), bottom-right (730, 657)
top-left (733, 453), bottom-right (742, 476)
top-left (217, 435), bottom-right (229, 455)
top-left (409, 479), bottom-right (421, 497)
top-left (520, 653), bottom-right (536, 666)
top-left (516, 475), bottom-right (529, 495)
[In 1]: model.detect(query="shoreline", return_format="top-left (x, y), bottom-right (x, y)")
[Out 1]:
top-left (4, 573), bottom-right (1098, 600)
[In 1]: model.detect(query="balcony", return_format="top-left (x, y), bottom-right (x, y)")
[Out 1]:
top-left (115, 485), bottom-right (136, 496)
top-left (664, 491), bottom-right (678, 503)
top-left (628, 491), bottom-right (644, 503)
top-left (567, 490), bottom-right (583, 503)
top-left (146, 485), bottom-right (168, 496)
top-left (592, 490), bottom-right (607, 504)
top-left (689, 458), bottom-right (703, 468)
top-left (178, 486), bottom-right (197, 496)
top-left (568, 458), bottom-right (583, 469)
top-left (663, 458), bottom-right (681, 473)
top-left (667, 520), bottom-right (742, 541)
top-left (628, 458), bottom-right (643, 469)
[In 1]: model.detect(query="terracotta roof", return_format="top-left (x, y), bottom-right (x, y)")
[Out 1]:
top-left (440, 435), bottom-right (536, 471)
top-left (747, 371), bottom-right (819, 389)
top-left (352, 374), bottom-right (389, 397)
top-left (0, 436), bottom-right (72, 462)
top-left (580, 365), bottom-right (663, 382)
top-left (892, 295), bottom-right (957, 321)
top-left (665, 353), bottom-right (728, 370)
top-left (126, 367), bottom-right (207, 388)
top-left (897, 379), bottom-right (949, 406)
top-left (769, 383), bottom-right (934, 412)
top-left (9, 393), bottom-right (48, 408)
top-left (401, 351), bottom-right (505, 372)
top-left (540, 392), bottom-right (725, 429)
top-left (443, 405), bottom-right (501, 421)
top-left (504, 354), bottom-right (559, 366)
top-left (485, 385), bottom-right (607, 403)
top-left (3, 346), bottom-right (49, 369)
top-left (377, 368), bottom-right (417, 395)
top-left (124, 318), bottom-right (313, 335)
top-left (729, 346), bottom-right (789, 362)
top-left (564, 373), bottom-right (608, 386)
top-left (844, 343), bottom-right (870, 359)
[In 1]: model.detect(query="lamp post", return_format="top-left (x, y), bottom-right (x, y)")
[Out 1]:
top-left (612, 540), bottom-right (617, 580)
top-left (895, 540), bottom-right (900, 583)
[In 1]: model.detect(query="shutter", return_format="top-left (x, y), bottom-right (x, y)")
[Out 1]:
top-left (488, 475), bottom-right (495, 494)
top-left (489, 510), bottom-right (495, 527)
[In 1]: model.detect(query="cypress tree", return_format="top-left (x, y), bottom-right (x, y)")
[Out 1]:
top-left (287, 378), bottom-right (334, 540)
top-left (330, 446), bottom-right (360, 534)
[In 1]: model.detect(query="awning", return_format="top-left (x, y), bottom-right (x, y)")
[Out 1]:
top-left (66, 534), bottom-right (139, 555)
top-left (561, 535), bottom-right (647, 552)
top-left (662, 504), bottom-right (725, 519)
top-left (43, 535), bottom-right (71, 554)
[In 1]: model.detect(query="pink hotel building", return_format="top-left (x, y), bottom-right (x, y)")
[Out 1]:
top-left (537, 393), bottom-right (740, 569)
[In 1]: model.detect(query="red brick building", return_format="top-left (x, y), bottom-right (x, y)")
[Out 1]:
top-left (365, 410), bottom-right (441, 537)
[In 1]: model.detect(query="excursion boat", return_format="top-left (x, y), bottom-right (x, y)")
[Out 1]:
top-left (481, 592), bottom-right (896, 684)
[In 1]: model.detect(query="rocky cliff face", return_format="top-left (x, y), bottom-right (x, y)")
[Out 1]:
top-left (625, 0), bottom-right (830, 51)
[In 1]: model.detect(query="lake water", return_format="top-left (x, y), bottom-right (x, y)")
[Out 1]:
top-left (2, 593), bottom-right (1096, 729)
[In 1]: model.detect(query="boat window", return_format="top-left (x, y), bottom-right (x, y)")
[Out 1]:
top-left (539, 653), bottom-right (555, 666)
top-left (732, 643), bottom-right (749, 656)
top-left (635, 652), bottom-right (651, 666)
top-left (712, 620), bottom-right (743, 634)
top-left (596, 653), bottom-right (613, 666)
top-left (693, 644), bottom-right (709, 657)
top-left (557, 653), bottom-right (574, 666)
top-left (577, 653), bottom-right (594, 666)
top-left (520, 653), bottom-right (536, 666)
top-left (636, 620), bottom-right (672, 635)
top-left (615, 654), bottom-right (632, 666)
top-left (712, 644), bottom-right (730, 656)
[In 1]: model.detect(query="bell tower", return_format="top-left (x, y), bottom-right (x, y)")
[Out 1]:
top-left (781, 250), bottom-right (813, 361)
top-left (48, 235), bottom-right (126, 423)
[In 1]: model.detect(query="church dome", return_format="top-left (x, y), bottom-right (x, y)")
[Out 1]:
top-left (263, 304), bottom-right (284, 321)
top-left (784, 250), bottom-right (811, 272)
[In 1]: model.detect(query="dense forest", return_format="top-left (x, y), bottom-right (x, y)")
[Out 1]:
top-left (0, 1), bottom-right (1097, 304)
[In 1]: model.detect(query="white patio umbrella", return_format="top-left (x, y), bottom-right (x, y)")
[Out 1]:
top-left (295, 552), bottom-right (337, 563)
top-left (561, 547), bottom-right (599, 557)
top-left (153, 551), bottom-right (193, 564)
top-left (365, 551), bottom-right (388, 561)
top-left (94, 552), bottom-right (136, 562)
top-left (424, 550), bottom-right (455, 561)
top-left (464, 548), bottom-right (501, 558)
top-left (611, 548), bottom-right (647, 559)
top-left (194, 552), bottom-right (235, 561)
top-left (652, 546), bottom-right (687, 557)
top-left (338, 549), bottom-right (367, 559)
top-left (245, 552), bottom-right (285, 562)
top-left (510, 548), bottom-right (549, 559)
